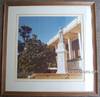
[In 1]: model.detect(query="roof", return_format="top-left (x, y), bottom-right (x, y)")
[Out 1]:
top-left (47, 17), bottom-right (81, 46)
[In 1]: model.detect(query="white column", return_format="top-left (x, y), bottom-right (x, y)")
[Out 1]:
top-left (68, 38), bottom-right (72, 60)
top-left (73, 50), bottom-right (76, 59)
top-left (78, 32), bottom-right (83, 70)
top-left (56, 29), bottom-right (68, 74)
top-left (78, 32), bottom-right (82, 58)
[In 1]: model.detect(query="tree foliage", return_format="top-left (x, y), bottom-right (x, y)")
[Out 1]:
top-left (18, 26), bottom-right (57, 78)
top-left (19, 25), bottom-right (32, 42)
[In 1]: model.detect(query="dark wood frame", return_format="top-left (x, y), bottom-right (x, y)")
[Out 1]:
top-left (0, 0), bottom-right (98, 96)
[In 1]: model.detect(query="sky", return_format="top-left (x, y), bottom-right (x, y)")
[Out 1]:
top-left (19, 16), bottom-right (76, 43)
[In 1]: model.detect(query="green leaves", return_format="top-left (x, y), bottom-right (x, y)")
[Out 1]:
top-left (18, 29), bottom-right (57, 78)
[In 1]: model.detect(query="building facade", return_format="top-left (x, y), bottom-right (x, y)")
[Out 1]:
top-left (47, 17), bottom-right (83, 74)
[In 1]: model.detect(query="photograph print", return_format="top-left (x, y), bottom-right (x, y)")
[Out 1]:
top-left (17, 16), bottom-right (84, 79)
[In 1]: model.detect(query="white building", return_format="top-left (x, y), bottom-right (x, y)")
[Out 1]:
top-left (47, 17), bottom-right (83, 74)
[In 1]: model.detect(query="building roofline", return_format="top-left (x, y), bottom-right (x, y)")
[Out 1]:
top-left (47, 17), bottom-right (81, 46)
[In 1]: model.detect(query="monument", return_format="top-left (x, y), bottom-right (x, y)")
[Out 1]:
top-left (56, 28), bottom-right (68, 74)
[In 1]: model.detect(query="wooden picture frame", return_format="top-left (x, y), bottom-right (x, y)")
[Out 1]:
top-left (0, 0), bottom-right (98, 96)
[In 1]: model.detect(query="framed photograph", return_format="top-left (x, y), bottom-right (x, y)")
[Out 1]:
top-left (1, 0), bottom-right (98, 96)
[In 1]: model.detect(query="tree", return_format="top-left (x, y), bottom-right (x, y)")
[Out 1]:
top-left (18, 34), bottom-right (57, 78)
top-left (18, 25), bottom-right (32, 54)
top-left (19, 25), bottom-right (32, 42)
top-left (18, 40), bottom-right (25, 54)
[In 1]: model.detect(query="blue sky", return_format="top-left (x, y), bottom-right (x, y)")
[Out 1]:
top-left (19, 16), bottom-right (76, 43)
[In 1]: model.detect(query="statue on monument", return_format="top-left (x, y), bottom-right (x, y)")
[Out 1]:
top-left (57, 27), bottom-right (65, 49)
top-left (59, 29), bottom-right (64, 43)
top-left (56, 27), bottom-right (68, 74)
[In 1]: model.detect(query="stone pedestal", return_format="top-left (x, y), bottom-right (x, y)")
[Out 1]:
top-left (56, 29), bottom-right (68, 74)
